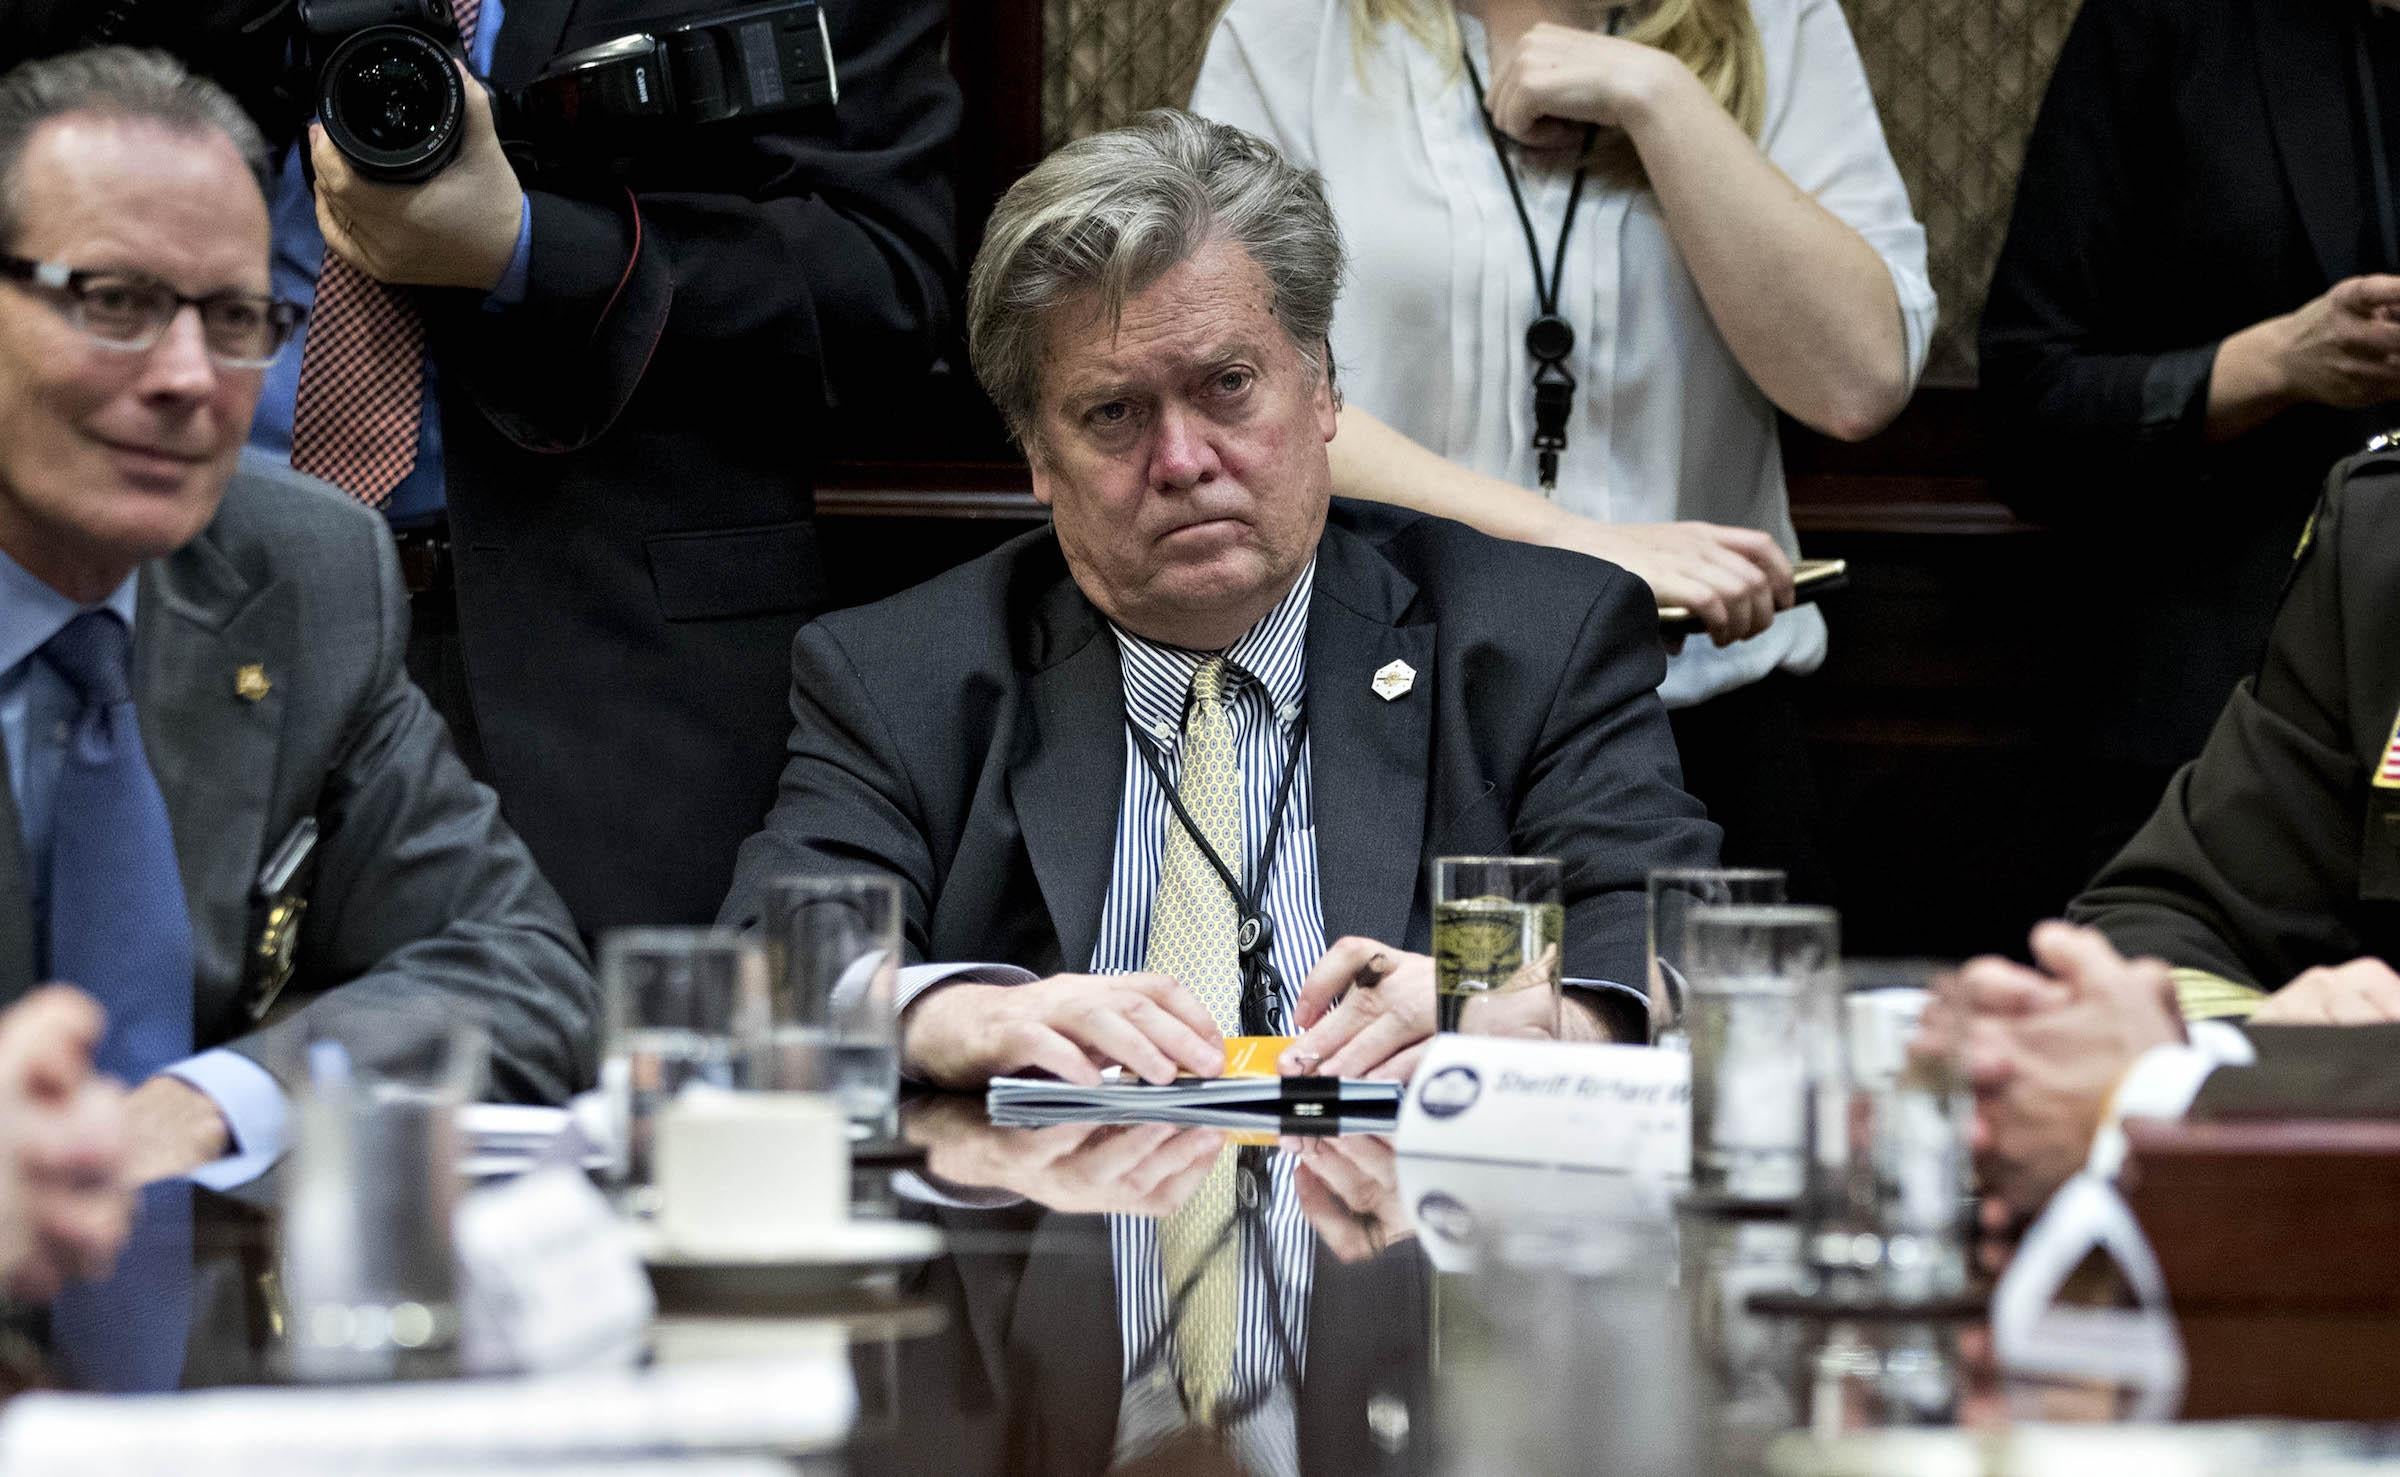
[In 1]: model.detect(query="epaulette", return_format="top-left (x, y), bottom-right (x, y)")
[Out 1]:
top-left (2296, 430), bottom-right (2400, 565)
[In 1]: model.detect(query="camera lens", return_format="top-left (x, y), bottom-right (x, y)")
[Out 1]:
top-left (319, 25), bottom-right (466, 183)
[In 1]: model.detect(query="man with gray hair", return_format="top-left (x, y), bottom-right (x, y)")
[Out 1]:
top-left (725, 110), bottom-right (1715, 1089)
top-left (0, 46), bottom-right (592, 1197)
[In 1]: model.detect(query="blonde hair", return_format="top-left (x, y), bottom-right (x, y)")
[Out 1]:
top-left (1348, 0), bottom-right (1764, 177)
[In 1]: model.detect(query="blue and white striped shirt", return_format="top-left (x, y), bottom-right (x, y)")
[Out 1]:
top-left (1096, 562), bottom-right (1325, 1474)
top-left (1111, 1149), bottom-right (1314, 1476)
top-left (1091, 558), bottom-right (1326, 1029)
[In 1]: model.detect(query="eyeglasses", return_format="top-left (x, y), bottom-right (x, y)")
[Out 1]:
top-left (0, 253), bottom-right (304, 369)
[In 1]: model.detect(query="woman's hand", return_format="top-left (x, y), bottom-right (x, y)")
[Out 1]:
top-left (1483, 22), bottom-right (1690, 148)
top-left (1543, 512), bottom-right (1795, 647)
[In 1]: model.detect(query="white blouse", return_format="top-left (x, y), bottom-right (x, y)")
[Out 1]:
top-left (1190, 0), bottom-right (1936, 707)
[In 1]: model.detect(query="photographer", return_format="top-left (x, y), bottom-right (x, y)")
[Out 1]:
top-left (7, 0), bottom-right (961, 935)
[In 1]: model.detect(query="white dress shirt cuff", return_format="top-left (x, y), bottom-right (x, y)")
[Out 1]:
top-left (896, 962), bottom-right (1040, 1016)
top-left (891, 1169), bottom-right (1027, 1211)
top-left (2086, 1021), bottom-right (2257, 1180)
top-left (164, 1048), bottom-right (292, 1190)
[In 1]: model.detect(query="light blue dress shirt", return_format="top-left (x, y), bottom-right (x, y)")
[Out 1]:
top-left (249, 0), bottom-right (533, 525)
top-left (0, 549), bottom-right (287, 1187)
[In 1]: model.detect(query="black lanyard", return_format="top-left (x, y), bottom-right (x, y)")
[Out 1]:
top-left (1129, 693), bottom-right (1309, 1037)
top-left (1460, 12), bottom-right (1619, 491)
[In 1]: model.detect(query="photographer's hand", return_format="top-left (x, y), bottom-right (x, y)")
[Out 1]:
top-left (311, 60), bottom-right (525, 293)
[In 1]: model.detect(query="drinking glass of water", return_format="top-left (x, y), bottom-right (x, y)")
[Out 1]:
top-left (762, 874), bottom-right (904, 1140)
top-left (1646, 868), bottom-right (1785, 1047)
top-left (1431, 856), bottom-right (1563, 1037)
top-left (1800, 961), bottom-right (1972, 1302)
top-left (1684, 904), bottom-right (1839, 1206)
top-left (600, 927), bottom-right (770, 1204)
top-left (281, 1015), bottom-right (486, 1382)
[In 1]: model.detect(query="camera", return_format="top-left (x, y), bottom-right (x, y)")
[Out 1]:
top-left (299, 0), bottom-right (469, 183)
top-left (301, 0), bottom-right (837, 180)
top-left (14, 0), bottom-right (839, 182)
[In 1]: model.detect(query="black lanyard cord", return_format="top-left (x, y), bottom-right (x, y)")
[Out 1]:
top-left (1129, 700), bottom-right (1311, 1035)
top-left (1460, 16), bottom-right (1615, 491)
top-left (1460, 55), bottom-right (1595, 325)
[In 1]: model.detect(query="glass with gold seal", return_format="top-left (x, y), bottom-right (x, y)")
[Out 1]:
top-left (1431, 856), bottom-right (1563, 1037)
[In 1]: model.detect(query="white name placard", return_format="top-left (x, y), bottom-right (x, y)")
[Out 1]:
top-left (1394, 1035), bottom-right (1689, 1175)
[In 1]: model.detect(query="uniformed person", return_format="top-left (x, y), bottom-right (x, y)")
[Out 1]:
top-left (2066, 433), bottom-right (2400, 1023)
top-left (1926, 440), bottom-right (2400, 1217)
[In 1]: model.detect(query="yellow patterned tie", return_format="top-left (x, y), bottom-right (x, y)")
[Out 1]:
top-left (1143, 657), bottom-right (1244, 1032)
top-left (1146, 657), bottom-right (1243, 1426)
top-left (1158, 1144), bottom-right (1241, 1427)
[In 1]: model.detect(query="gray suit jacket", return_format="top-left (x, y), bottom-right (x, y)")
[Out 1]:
top-left (722, 500), bottom-right (1718, 991)
top-left (0, 456), bottom-right (595, 1102)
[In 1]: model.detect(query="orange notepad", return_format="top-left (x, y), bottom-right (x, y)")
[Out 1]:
top-left (1222, 1036), bottom-right (1292, 1078)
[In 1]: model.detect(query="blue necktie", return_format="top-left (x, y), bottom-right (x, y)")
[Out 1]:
top-left (39, 611), bottom-right (193, 1083)
top-left (49, 1179), bottom-right (191, 1393)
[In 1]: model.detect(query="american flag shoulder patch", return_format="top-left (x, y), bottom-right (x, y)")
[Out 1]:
top-left (2379, 707), bottom-right (2400, 790)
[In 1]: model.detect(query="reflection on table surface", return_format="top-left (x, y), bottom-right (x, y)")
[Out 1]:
top-left (12, 1094), bottom-right (2393, 1475)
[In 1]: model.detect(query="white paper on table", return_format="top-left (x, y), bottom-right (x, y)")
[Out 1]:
top-left (0, 1348), bottom-right (854, 1475)
top-left (0, 1464), bottom-right (803, 1477)
top-left (459, 1102), bottom-right (613, 1177)
top-left (1393, 1036), bottom-right (1689, 1175)
top-left (456, 1166), bottom-right (653, 1374)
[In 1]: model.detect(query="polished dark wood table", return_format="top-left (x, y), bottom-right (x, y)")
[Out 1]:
top-left (13, 1096), bottom-right (2394, 1475)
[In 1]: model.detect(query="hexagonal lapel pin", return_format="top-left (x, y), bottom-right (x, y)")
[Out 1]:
top-left (1371, 659), bottom-right (1416, 702)
top-left (234, 664), bottom-right (271, 703)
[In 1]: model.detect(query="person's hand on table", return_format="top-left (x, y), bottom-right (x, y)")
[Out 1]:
top-left (2250, 957), bottom-right (2400, 1025)
top-left (120, 1074), bottom-right (234, 1185)
top-left (1949, 922), bottom-right (2183, 1221)
top-left (0, 987), bottom-right (135, 1301)
top-left (1286, 1133), bottom-right (1413, 1263)
top-left (901, 973), bottom-right (1225, 1089)
top-left (1279, 939), bottom-right (1437, 1083)
top-left (905, 1103), bottom-right (1229, 1216)
top-left (1453, 943), bottom-right (1584, 1040)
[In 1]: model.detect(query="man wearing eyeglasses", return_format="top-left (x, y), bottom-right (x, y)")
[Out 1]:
top-left (0, 48), bottom-right (593, 1187)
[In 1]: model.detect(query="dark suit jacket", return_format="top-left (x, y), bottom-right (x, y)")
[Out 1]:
top-left (887, 1199), bottom-right (1429, 1476)
top-left (424, 0), bottom-right (960, 933)
top-left (2071, 446), bottom-right (2400, 1002)
top-left (1979, 0), bottom-right (2398, 767)
top-left (0, 458), bottom-right (595, 1102)
top-left (721, 501), bottom-right (1719, 992)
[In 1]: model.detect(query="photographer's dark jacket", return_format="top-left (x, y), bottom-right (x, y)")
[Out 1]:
top-left (1980, 0), bottom-right (2400, 775)
top-left (426, 0), bottom-right (959, 932)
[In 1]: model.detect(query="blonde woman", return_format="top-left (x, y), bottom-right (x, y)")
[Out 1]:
top-left (1192, 0), bottom-right (1933, 886)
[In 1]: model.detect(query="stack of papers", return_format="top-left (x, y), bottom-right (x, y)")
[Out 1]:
top-left (987, 1073), bottom-right (1401, 1130)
